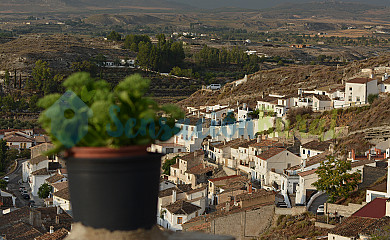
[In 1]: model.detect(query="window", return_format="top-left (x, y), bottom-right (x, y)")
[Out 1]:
top-left (177, 217), bottom-right (183, 224)
top-left (356, 97), bottom-right (360, 102)
top-left (195, 212), bottom-right (198, 217)
top-left (191, 127), bottom-right (194, 131)
top-left (302, 149), bottom-right (305, 154)
top-left (287, 163), bottom-right (291, 168)
top-left (348, 96), bottom-right (352, 101)
top-left (349, 87), bottom-right (352, 91)
top-left (186, 126), bottom-right (188, 131)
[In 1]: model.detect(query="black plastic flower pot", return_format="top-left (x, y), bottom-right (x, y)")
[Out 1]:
top-left (65, 146), bottom-right (162, 231)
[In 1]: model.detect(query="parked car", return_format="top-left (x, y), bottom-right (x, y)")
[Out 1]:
top-left (3, 176), bottom-right (9, 182)
top-left (206, 84), bottom-right (221, 90)
top-left (317, 205), bottom-right (325, 215)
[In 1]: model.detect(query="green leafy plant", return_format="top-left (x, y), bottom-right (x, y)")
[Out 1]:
top-left (38, 183), bottom-right (52, 199)
top-left (313, 156), bottom-right (361, 203)
top-left (38, 72), bottom-right (184, 154)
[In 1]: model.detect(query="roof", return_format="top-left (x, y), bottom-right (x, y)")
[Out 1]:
top-left (159, 186), bottom-right (188, 198)
top-left (29, 155), bottom-right (48, 165)
top-left (368, 181), bottom-right (387, 193)
top-left (359, 216), bottom-right (390, 236)
top-left (330, 216), bottom-right (378, 238)
top-left (32, 168), bottom-right (50, 176)
top-left (301, 140), bottom-right (332, 152)
top-left (256, 147), bottom-right (285, 160)
top-left (179, 150), bottom-right (204, 162)
top-left (165, 200), bottom-right (201, 215)
top-left (185, 164), bottom-right (214, 175)
top-left (3, 135), bottom-right (33, 142)
top-left (249, 139), bottom-right (284, 148)
top-left (45, 173), bottom-right (66, 184)
top-left (0, 206), bottom-right (30, 226)
top-left (352, 197), bottom-right (387, 219)
top-left (35, 135), bottom-right (50, 143)
top-left (176, 184), bottom-right (192, 192)
top-left (177, 116), bottom-right (211, 126)
top-left (347, 77), bottom-right (376, 84)
top-left (209, 175), bottom-right (242, 183)
top-left (185, 185), bottom-right (207, 195)
top-left (0, 222), bottom-right (43, 240)
top-left (53, 187), bottom-right (70, 201)
top-left (230, 139), bottom-right (257, 149)
top-left (298, 169), bottom-right (317, 177)
top-left (213, 138), bottom-right (246, 149)
top-left (313, 94), bottom-right (331, 101)
top-left (305, 151), bottom-right (329, 167)
top-left (51, 181), bottom-right (69, 192)
top-left (35, 228), bottom-right (69, 240)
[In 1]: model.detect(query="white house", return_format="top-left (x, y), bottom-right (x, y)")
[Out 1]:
top-left (252, 148), bottom-right (301, 189)
top-left (3, 133), bottom-right (34, 149)
top-left (295, 169), bottom-right (318, 205)
top-left (30, 168), bottom-right (53, 196)
top-left (345, 77), bottom-right (378, 105)
top-left (300, 140), bottom-right (332, 160)
top-left (312, 95), bottom-right (332, 111)
top-left (53, 186), bottom-right (71, 211)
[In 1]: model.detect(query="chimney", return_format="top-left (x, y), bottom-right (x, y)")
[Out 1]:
top-left (55, 215), bottom-right (60, 225)
top-left (225, 202), bottom-right (230, 212)
top-left (386, 199), bottom-right (390, 217)
top-left (223, 139), bottom-right (226, 145)
top-left (50, 226), bottom-right (54, 234)
top-left (241, 135), bottom-right (244, 140)
top-left (352, 149), bottom-right (355, 160)
top-left (172, 189), bottom-right (177, 203)
top-left (29, 209), bottom-right (42, 228)
top-left (257, 135), bottom-right (261, 143)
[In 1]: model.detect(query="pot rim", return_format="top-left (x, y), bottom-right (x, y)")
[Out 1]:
top-left (65, 145), bottom-right (149, 159)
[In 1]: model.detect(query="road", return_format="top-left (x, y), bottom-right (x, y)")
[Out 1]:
top-left (5, 159), bottom-right (30, 208)
top-left (308, 193), bottom-right (328, 214)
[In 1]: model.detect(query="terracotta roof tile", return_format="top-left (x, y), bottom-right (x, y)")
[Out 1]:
top-left (298, 169), bottom-right (317, 177)
top-left (53, 187), bottom-right (70, 201)
top-left (51, 181), bottom-right (69, 192)
top-left (32, 168), bottom-right (50, 176)
top-left (359, 216), bottom-right (390, 236)
top-left (330, 216), bottom-right (377, 238)
top-left (347, 78), bottom-right (376, 84)
top-left (256, 148), bottom-right (285, 160)
top-left (209, 175), bottom-right (241, 183)
top-left (35, 228), bottom-right (69, 240)
top-left (313, 95), bottom-right (331, 101)
top-left (185, 164), bottom-right (214, 175)
top-left (165, 200), bottom-right (201, 215)
top-left (29, 155), bottom-right (48, 165)
top-left (0, 222), bottom-right (42, 240)
top-left (179, 150), bottom-right (204, 162)
top-left (301, 140), bottom-right (332, 152)
top-left (3, 135), bottom-right (33, 142)
top-left (45, 174), bottom-right (66, 184)
top-left (249, 139), bottom-right (283, 148)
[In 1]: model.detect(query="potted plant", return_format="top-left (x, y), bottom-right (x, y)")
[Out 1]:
top-left (38, 72), bottom-right (183, 231)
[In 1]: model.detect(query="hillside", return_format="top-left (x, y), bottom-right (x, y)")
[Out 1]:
top-left (178, 53), bottom-right (390, 108)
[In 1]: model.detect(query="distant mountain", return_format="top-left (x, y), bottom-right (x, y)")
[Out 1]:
top-left (169, 0), bottom-right (389, 9)
top-left (0, 0), bottom-right (192, 13)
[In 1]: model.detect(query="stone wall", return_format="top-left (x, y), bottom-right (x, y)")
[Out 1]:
top-left (186, 205), bottom-right (275, 240)
top-left (274, 206), bottom-right (307, 216)
top-left (325, 202), bottom-right (366, 217)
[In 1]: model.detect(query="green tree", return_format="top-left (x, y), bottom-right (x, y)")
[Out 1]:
top-left (29, 60), bottom-right (52, 91)
top-left (38, 183), bottom-right (52, 199)
top-left (162, 156), bottom-right (178, 175)
top-left (4, 70), bottom-right (10, 86)
top-left (313, 156), bottom-right (361, 203)
top-left (107, 31), bottom-right (122, 41)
